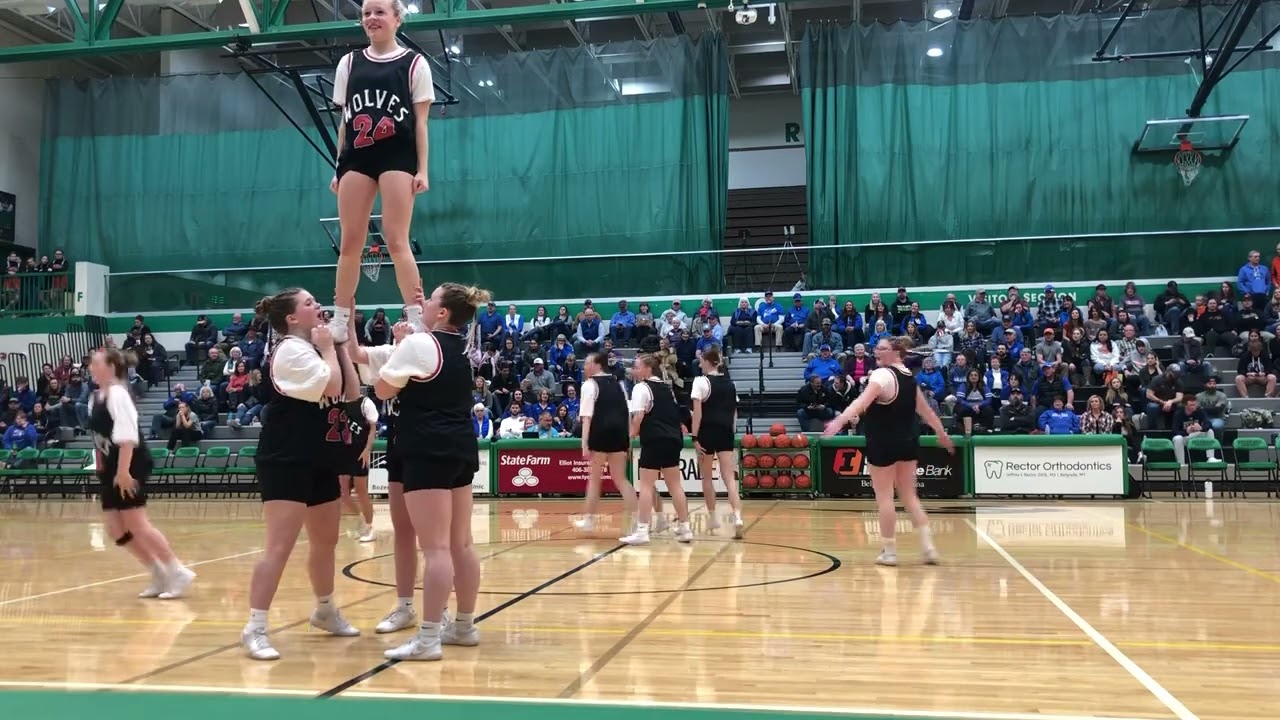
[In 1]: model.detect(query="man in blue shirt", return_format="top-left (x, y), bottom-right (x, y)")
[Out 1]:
top-left (610, 300), bottom-right (637, 347)
top-left (755, 290), bottom-right (784, 349)
top-left (1238, 249), bottom-right (1271, 308)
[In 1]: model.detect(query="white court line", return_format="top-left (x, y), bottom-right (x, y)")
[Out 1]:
top-left (0, 680), bottom-right (1169, 720)
top-left (0, 548), bottom-right (266, 608)
top-left (968, 520), bottom-right (1198, 720)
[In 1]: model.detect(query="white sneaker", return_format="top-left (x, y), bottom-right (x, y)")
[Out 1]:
top-left (310, 607), bottom-right (360, 636)
top-left (732, 512), bottom-right (744, 539)
top-left (357, 524), bottom-right (376, 543)
top-left (241, 626), bottom-right (280, 661)
top-left (875, 550), bottom-right (898, 567)
top-left (620, 530), bottom-right (650, 545)
top-left (158, 566), bottom-right (196, 600)
top-left (385, 632), bottom-right (442, 661)
top-left (442, 621), bottom-right (479, 646)
top-left (138, 566), bottom-right (166, 599)
top-left (674, 523), bottom-right (693, 543)
top-left (923, 546), bottom-right (940, 565)
top-left (376, 605), bottom-right (418, 634)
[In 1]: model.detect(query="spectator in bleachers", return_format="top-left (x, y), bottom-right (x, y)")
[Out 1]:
top-left (350, 310), bottom-right (370, 346)
top-left (1038, 396), bottom-right (1078, 435)
top-left (198, 347), bottom-right (223, 388)
top-left (471, 375), bottom-right (494, 417)
top-left (804, 345), bottom-right (840, 382)
top-left (1087, 284), bottom-right (1114, 323)
top-left (185, 315), bottom-right (217, 365)
top-left (695, 326), bottom-right (720, 365)
top-left (1084, 307), bottom-right (1106, 341)
top-left (37, 363), bottom-right (55, 398)
top-left (221, 312), bottom-right (249, 352)
top-left (928, 322), bottom-right (953, 367)
top-left (473, 343), bottom-right (499, 381)
top-left (365, 308), bottom-right (390, 346)
top-left (1235, 339), bottom-right (1275, 397)
top-left (149, 384), bottom-right (194, 439)
top-left (42, 378), bottom-right (62, 417)
top-left (867, 301), bottom-right (893, 335)
top-left (965, 289), bottom-right (999, 334)
top-left (999, 387), bottom-right (1034, 434)
top-left (1234, 295), bottom-right (1266, 341)
top-left (844, 343), bottom-right (874, 387)
top-left (1171, 327), bottom-right (1209, 386)
top-left (834, 301), bottom-right (863, 348)
top-left (998, 286), bottom-right (1022, 317)
top-left (660, 300), bottom-right (688, 335)
top-left (1154, 281), bottom-right (1191, 333)
top-left (1000, 330), bottom-right (1023, 359)
top-left (0, 397), bottom-right (18, 432)
top-left (1264, 290), bottom-right (1280, 334)
top-left (553, 404), bottom-right (574, 434)
top-left (868, 319), bottom-right (890, 348)
top-left (1031, 362), bottom-right (1074, 412)
top-left (917, 356), bottom-right (946, 403)
top-left (1194, 298), bottom-right (1236, 353)
top-left (1238, 249), bottom-right (1271, 307)
top-left (528, 389), bottom-right (556, 421)
top-left (944, 354), bottom-right (970, 401)
top-left (937, 301), bottom-right (963, 335)
top-left (574, 308), bottom-right (603, 356)
top-left (673, 328), bottom-right (697, 375)
top-left (781, 294), bottom-right (809, 351)
top-left (1171, 395), bottom-right (1219, 463)
top-left (1090, 329), bottom-right (1124, 380)
top-left (954, 368), bottom-right (993, 434)
top-left (986, 357), bottom-right (1011, 405)
top-left (522, 306), bottom-right (551, 343)
top-left (991, 315), bottom-right (1022, 348)
top-left (1144, 364), bottom-right (1184, 430)
top-left (1009, 301), bottom-right (1034, 337)
top-left (1034, 328), bottom-right (1062, 366)
top-left (1104, 374), bottom-right (1133, 416)
top-left (804, 318), bottom-right (843, 360)
top-left (1079, 395), bottom-right (1114, 435)
top-left (864, 292), bottom-right (885, 324)
top-left (30, 402), bottom-right (56, 445)
top-left (218, 346), bottom-right (244, 404)
top-left (536, 411), bottom-right (568, 438)
top-left (608, 300), bottom-right (635, 346)
top-left (502, 391), bottom-right (526, 419)
top-left (1212, 281), bottom-right (1238, 315)
top-left (10, 377), bottom-right (33, 414)
top-left (59, 368), bottom-right (87, 430)
top-left (796, 374), bottom-right (835, 429)
top-left (476, 301), bottom-right (505, 349)
top-left (138, 334), bottom-right (168, 388)
top-left (193, 385), bottom-right (218, 437)
top-left (522, 358), bottom-right (558, 399)
top-left (559, 356), bottom-right (583, 394)
top-left (503, 304), bottom-right (524, 342)
top-left (499, 337), bottom-right (520, 372)
top-left (1113, 324), bottom-right (1137, 365)
top-left (546, 305), bottom-right (572, 342)
top-left (167, 400), bottom-right (202, 450)
top-left (498, 402), bottom-right (530, 439)
top-left (957, 321), bottom-right (986, 367)
top-left (891, 287), bottom-right (913, 318)
top-left (489, 362), bottom-right (517, 417)
top-left (1010, 347), bottom-right (1038, 389)
top-left (632, 302), bottom-right (657, 348)
top-left (2, 413), bottom-right (37, 465)
top-left (559, 384), bottom-right (580, 420)
top-left (239, 328), bottom-right (266, 371)
top-left (1197, 376), bottom-right (1229, 433)
top-left (903, 323), bottom-right (924, 353)
top-left (1036, 285), bottom-right (1061, 334)
top-left (754, 291), bottom-right (784, 349)
top-left (827, 374), bottom-right (854, 416)
top-left (546, 334), bottom-right (571, 370)
top-left (690, 298), bottom-right (724, 342)
top-left (472, 404), bottom-right (493, 440)
top-left (225, 360), bottom-right (251, 412)
top-left (1117, 283), bottom-right (1150, 334)
top-left (520, 338), bottom-right (545, 374)
top-left (727, 298), bottom-right (757, 354)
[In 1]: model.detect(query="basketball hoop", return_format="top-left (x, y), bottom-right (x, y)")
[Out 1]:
top-left (362, 243), bottom-right (384, 281)
top-left (1174, 139), bottom-right (1202, 187)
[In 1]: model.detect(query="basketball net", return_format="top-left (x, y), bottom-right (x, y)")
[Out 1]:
top-left (1173, 139), bottom-right (1202, 187)
top-left (362, 244), bottom-right (384, 282)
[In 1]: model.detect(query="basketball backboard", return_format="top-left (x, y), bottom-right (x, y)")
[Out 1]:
top-left (1133, 114), bottom-right (1249, 153)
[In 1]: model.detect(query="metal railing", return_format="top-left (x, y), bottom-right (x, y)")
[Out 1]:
top-left (0, 271), bottom-right (74, 317)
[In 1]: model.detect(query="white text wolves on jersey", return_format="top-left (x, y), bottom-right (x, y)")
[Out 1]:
top-left (345, 89), bottom-right (410, 123)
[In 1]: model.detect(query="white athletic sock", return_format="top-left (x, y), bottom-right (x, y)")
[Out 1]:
top-left (163, 559), bottom-right (184, 573)
top-left (919, 525), bottom-right (934, 549)
top-left (404, 305), bottom-right (424, 331)
top-left (883, 537), bottom-right (897, 552)
top-left (418, 620), bottom-right (442, 637)
top-left (455, 612), bottom-right (475, 624)
top-left (332, 306), bottom-right (351, 324)
top-left (316, 594), bottom-right (334, 611)
top-left (398, 596), bottom-right (414, 608)
top-left (248, 608), bottom-right (269, 631)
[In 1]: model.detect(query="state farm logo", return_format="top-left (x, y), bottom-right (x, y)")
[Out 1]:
top-left (511, 467), bottom-right (540, 487)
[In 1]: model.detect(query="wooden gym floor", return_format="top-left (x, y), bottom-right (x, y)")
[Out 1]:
top-left (0, 497), bottom-right (1277, 720)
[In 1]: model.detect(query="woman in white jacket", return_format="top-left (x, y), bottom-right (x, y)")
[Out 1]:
top-left (1090, 329), bottom-right (1126, 377)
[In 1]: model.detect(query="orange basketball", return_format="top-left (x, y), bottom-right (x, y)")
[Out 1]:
top-left (772, 434), bottom-right (791, 449)
top-left (742, 454), bottom-right (759, 469)
top-left (769, 423), bottom-right (787, 437)
top-left (743, 473), bottom-right (759, 489)
top-left (756, 434), bottom-right (774, 449)
top-left (776, 474), bottom-right (793, 490)
top-left (757, 454), bottom-right (776, 469)
top-left (795, 474), bottom-right (811, 489)
top-left (793, 454), bottom-right (810, 469)
top-left (775, 454), bottom-right (793, 469)
top-left (758, 473), bottom-right (776, 489)
top-left (792, 433), bottom-right (807, 448)
top-left (740, 433), bottom-right (757, 449)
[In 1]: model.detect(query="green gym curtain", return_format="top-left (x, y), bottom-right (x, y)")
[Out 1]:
top-left (39, 33), bottom-right (730, 311)
top-left (800, 7), bottom-right (1280, 289)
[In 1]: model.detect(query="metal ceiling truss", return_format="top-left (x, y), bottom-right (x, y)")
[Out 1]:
top-left (1093, 0), bottom-right (1276, 117)
top-left (0, 0), bottom-right (776, 63)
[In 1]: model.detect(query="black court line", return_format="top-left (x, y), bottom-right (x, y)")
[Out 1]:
top-left (119, 529), bottom-right (570, 687)
top-left (343, 538), bottom-right (841, 596)
top-left (316, 542), bottom-right (627, 698)
top-left (558, 501), bottom-right (780, 699)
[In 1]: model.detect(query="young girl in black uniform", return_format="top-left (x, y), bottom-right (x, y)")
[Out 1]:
top-left (573, 351), bottom-right (637, 533)
top-left (691, 348), bottom-right (743, 539)
top-left (348, 317), bottom-right (430, 635)
top-left (327, 0), bottom-right (436, 340)
top-left (88, 348), bottom-right (195, 600)
top-left (241, 288), bottom-right (359, 661)
top-left (824, 337), bottom-right (954, 566)
top-left (375, 282), bottom-right (488, 661)
top-left (622, 354), bottom-right (693, 546)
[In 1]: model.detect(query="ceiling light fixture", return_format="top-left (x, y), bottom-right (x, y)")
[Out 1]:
top-left (926, 46), bottom-right (944, 57)
top-left (932, 7), bottom-right (953, 19)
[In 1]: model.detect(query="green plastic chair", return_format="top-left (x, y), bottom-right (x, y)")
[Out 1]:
top-left (1139, 437), bottom-right (1181, 498)
top-left (1231, 437), bottom-right (1273, 498)
top-left (1186, 436), bottom-right (1227, 497)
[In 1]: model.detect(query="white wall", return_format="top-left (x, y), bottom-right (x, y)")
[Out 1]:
top-left (0, 27), bottom-right (50, 249)
top-left (728, 93), bottom-right (806, 189)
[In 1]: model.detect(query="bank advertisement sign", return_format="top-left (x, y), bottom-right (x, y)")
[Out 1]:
top-left (972, 444), bottom-right (1126, 495)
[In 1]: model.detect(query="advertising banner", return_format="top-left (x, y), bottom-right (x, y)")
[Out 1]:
top-left (818, 444), bottom-right (965, 498)
top-left (495, 446), bottom-right (620, 495)
top-left (369, 448), bottom-right (491, 496)
top-left (632, 446), bottom-right (729, 495)
top-left (972, 442), bottom-right (1126, 496)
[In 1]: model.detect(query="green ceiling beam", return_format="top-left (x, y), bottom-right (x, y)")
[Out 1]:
top-left (267, 0), bottom-right (292, 30)
top-left (0, 0), bottom-right (743, 63)
top-left (94, 0), bottom-right (126, 41)
top-left (61, 0), bottom-right (88, 40)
